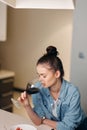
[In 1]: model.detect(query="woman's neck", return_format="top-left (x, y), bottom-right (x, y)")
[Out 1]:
top-left (49, 79), bottom-right (62, 100)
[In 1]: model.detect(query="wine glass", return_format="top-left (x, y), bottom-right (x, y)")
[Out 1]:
top-left (11, 78), bottom-right (40, 109)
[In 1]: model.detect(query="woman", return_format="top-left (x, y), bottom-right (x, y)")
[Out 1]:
top-left (18, 46), bottom-right (87, 130)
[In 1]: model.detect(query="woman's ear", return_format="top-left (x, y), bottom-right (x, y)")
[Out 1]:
top-left (55, 70), bottom-right (60, 78)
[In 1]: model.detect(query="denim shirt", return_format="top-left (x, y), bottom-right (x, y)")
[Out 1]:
top-left (32, 79), bottom-right (86, 130)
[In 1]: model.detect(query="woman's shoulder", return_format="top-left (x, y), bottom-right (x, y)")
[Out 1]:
top-left (63, 79), bottom-right (79, 90)
top-left (63, 79), bottom-right (80, 97)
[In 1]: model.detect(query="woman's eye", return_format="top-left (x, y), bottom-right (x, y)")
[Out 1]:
top-left (43, 75), bottom-right (46, 78)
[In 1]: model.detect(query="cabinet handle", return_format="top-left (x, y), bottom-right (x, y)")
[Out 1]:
top-left (0, 92), bottom-right (13, 97)
top-left (1, 104), bottom-right (13, 110)
top-left (2, 78), bottom-right (14, 84)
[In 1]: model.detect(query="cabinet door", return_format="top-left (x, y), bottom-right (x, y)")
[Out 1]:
top-left (0, 1), bottom-right (7, 41)
top-left (0, 77), bottom-right (14, 93)
top-left (0, 77), bottom-right (14, 112)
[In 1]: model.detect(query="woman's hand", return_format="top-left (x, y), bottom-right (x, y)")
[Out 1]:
top-left (18, 91), bottom-right (42, 125)
top-left (18, 91), bottom-right (30, 107)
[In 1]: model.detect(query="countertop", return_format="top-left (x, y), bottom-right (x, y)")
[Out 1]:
top-left (0, 70), bottom-right (15, 79)
top-left (0, 109), bottom-right (51, 130)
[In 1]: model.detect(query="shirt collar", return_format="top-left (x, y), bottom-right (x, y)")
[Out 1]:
top-left (45, 79), bottom-right (67, 101)
top-left (59, 79), bottom-right (67, 101)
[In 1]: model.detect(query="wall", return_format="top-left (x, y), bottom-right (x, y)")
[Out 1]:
top-left (0, 2), bottom-right (7, 41)
top-left (70, 0), bottom-right (87, 113)
top-left (0, 7), bottom-right (73, 89)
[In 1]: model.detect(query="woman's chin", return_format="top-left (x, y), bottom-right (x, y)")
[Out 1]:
top-left (43, 84), bottom-right (48, 88)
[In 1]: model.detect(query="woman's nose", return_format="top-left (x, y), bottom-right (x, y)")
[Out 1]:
top-left (38, 77), bottom-right (42, 82)
top-left (38, 77), bottom-right (41, 81)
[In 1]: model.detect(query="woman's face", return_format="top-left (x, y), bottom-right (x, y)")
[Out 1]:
top-left (36, 63), bottom-right (60, 88)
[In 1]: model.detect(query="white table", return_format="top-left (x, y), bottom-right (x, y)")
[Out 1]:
top-left (0, 109), bottom-right (51, 130)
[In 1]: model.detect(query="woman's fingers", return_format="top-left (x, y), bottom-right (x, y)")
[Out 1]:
top-left (17, 91), bottom-right (26, 102)
top-left (21, 92), bottom-right (25, 100)
top-left (17, 91), bottom-right (30, 107)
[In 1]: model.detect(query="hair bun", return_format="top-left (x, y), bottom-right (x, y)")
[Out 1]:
top-left (46, 46), bottom-right (59, 56)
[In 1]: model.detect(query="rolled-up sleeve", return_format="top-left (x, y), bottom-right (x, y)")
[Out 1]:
top-left (57, 89), bottom-right (82, 130)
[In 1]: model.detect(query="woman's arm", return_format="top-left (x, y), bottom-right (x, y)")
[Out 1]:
top-left (24, 104), bottom-right (42, 125)
top-left (25, 104), bottom-right (57, 128)
top-left (18, 91), bottom-right (42, 125)
top-left (18, 91), bottom-right (57, 128)
top-left (43, 118), bottom-right (57, 129)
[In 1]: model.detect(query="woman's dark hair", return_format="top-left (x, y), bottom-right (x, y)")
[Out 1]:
top-left (37, 46), bottom-right (64, 80)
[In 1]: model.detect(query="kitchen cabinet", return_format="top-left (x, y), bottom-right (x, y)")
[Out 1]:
top-left (0, 1), bottom-right (7, 41)
top-left (0, 70), bottom-right (15, 112)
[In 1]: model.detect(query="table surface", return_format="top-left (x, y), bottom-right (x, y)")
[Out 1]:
top-left (0, 109), bottom-right (51, 130)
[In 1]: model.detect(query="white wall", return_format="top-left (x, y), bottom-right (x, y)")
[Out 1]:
top-left (0, 2), bottom-right (7, 41)
top-left (0, 7), bottom-right (73, 89)
top-left (70, 0), bottom-right (87, 113)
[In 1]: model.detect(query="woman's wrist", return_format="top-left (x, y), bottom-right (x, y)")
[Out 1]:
top-left (41, 117), bottom-right (46, 124)
top-left (24, 104), bottom-right (31, 109)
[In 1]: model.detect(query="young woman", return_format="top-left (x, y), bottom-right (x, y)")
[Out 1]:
top-left (18, 46), bottom-right (87, 130)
